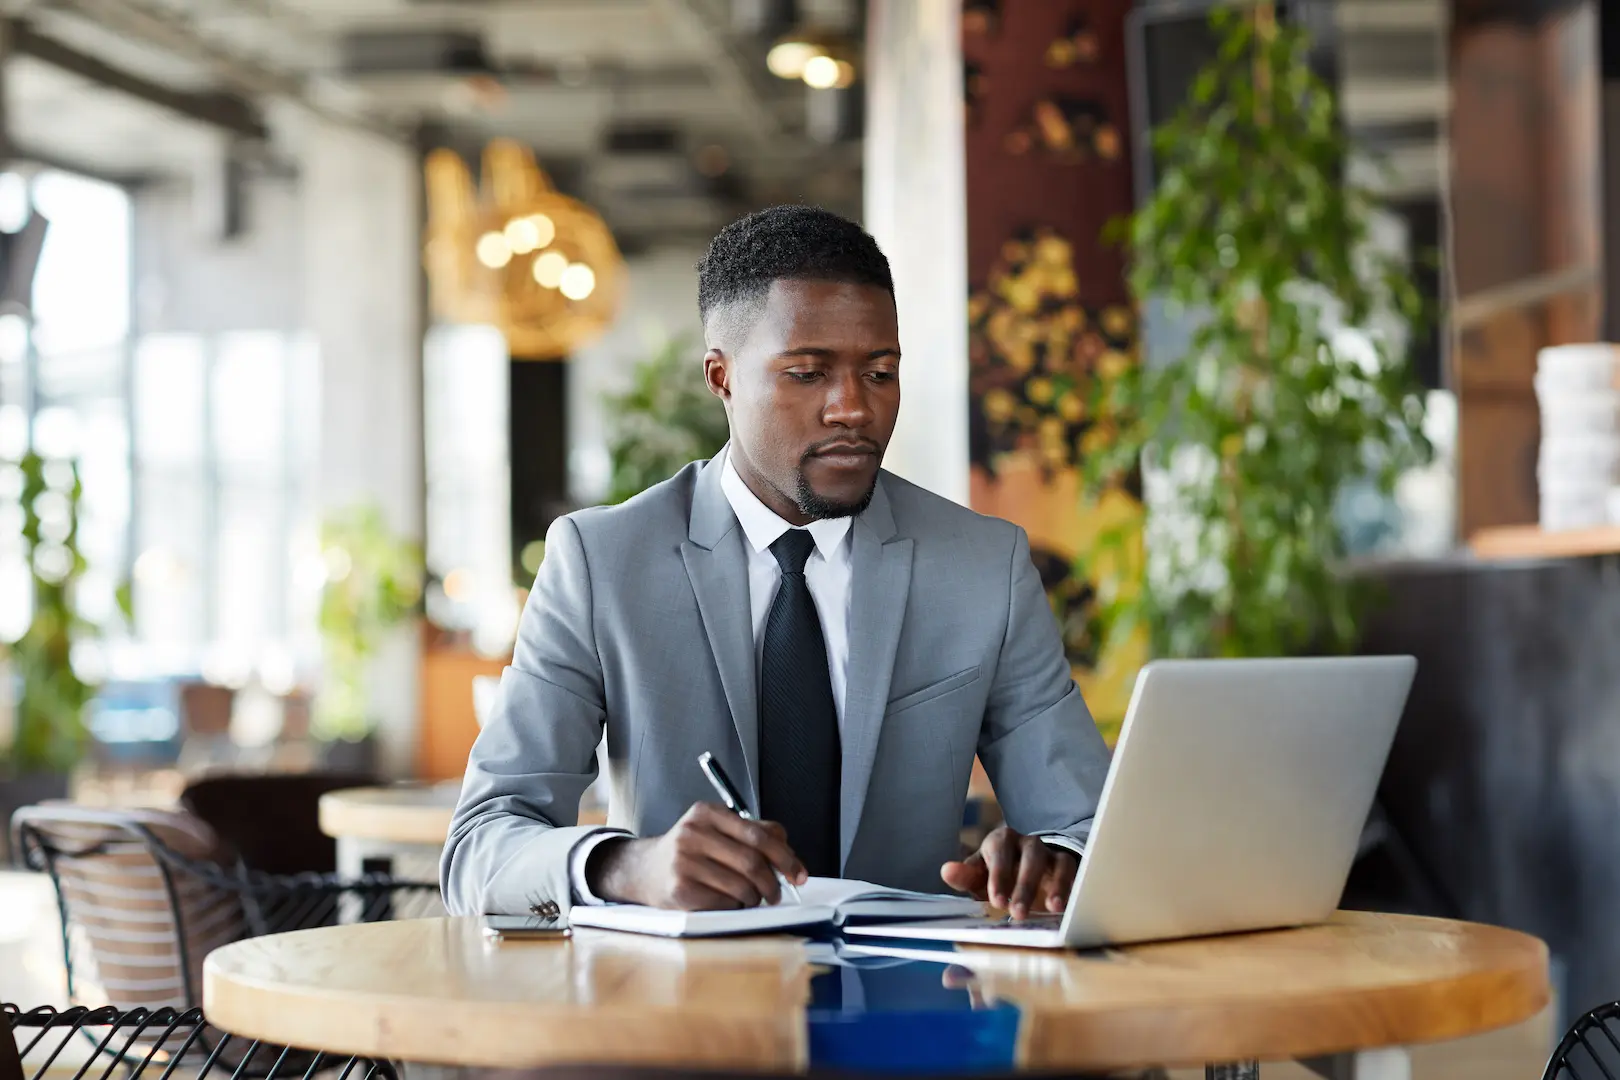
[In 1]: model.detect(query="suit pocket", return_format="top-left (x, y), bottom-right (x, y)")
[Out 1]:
top-left (885, 667), bottom-right (981, 716)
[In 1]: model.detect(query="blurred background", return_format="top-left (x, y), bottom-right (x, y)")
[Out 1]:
top-left (0, 0), bottom-right (1615, 1052)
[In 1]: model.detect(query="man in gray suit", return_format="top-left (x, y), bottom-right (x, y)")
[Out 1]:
top-left (442, 206), bottom-right (1112, 920)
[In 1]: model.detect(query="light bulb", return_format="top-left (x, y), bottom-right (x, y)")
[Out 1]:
top-left (802, 54), bottom-right (845, 90)
top-left (559, 262), bottom-right (596, 301)
top-left (767, 40), bottom-right (822, 79)
top-left (475, 231), bottom-right (512, 269)
top-left (505, 217), bottom-right (541, 254)
top-left (533, 250), bottom-right (568, 288)
top-left (530, 213), bottom-right (556, 248)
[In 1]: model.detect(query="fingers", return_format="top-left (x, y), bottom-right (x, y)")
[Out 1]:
top-left (940, 852), bottom-right (989, 899)
top-left (669, 851), bottom-right (765, 910)
top-left (1008, 836), bottom-right (1050, 920)
top-left (1044, 850), bottom-right (1079, 912)
top-left (661, 804), bottom-right (808, 910)
top-left (697, 804), bottom-right (808, 884)
top-left (980, 828), bottom-right (1019, 911)
top-left (697, 824), bottom-right (786, 904)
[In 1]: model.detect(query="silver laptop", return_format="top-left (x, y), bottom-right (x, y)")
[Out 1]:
top-left (843, 656), bottom-right (1416, 950)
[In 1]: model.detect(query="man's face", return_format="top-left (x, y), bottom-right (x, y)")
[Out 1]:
top-left (705, 279), bottom-right (901, 525)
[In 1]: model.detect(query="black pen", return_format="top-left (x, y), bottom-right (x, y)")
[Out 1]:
top-left (697, 751), bottom-right (803, 904)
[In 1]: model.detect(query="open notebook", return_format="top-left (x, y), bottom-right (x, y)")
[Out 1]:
top-left (566, 877), bottom-right (983, 938)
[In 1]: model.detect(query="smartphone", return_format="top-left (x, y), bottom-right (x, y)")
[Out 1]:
top-left (481, 914), bottom-right (571, 941)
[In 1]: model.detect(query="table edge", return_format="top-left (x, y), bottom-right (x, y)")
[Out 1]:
top-left (201, 915), bottom-right (1552, 1071)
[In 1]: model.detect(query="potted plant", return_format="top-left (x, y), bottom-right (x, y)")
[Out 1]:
top-left (316, 504), bottom-right (424, 774)
top-left (1080, 4), bottom-right (1431, 660)
top-left (1, 451), bottom-right (118, 855)
top-left (603, 332), bottom-right (730, 505)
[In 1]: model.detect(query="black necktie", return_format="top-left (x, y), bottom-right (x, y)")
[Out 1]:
top-left (759, 529), bottom-right (841, 877)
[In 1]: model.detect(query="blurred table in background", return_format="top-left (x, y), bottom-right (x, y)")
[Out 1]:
top-left (1470, 523), bottom-right (1620, 561)
top-left (318, 782), bottom-right (608, 894)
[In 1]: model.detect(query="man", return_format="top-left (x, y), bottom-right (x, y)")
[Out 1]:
top-left (441, 206), bottom-right (1111, 920)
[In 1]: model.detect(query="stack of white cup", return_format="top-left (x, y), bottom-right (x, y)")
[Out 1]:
top-left (1535, 344), bottom-right (1620, 530)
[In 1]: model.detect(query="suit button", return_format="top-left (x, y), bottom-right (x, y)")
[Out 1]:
top-left (532, 900), bottom-right (561, 918)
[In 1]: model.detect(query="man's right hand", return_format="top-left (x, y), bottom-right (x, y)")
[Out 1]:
top-left (584, 802), bottom-right (809, 910)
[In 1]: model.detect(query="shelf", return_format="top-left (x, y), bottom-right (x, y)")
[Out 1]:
top-left (1469, 524), bottom-right (1620, 561)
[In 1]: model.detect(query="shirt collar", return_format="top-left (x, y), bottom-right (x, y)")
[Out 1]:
top-left (720, 449), bottom-right (853, 563)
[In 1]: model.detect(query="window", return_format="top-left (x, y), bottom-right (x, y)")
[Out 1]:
top-left (0, 169), bottom-right (132, 664)
top-left (129, 331), bottom-right (320, 686)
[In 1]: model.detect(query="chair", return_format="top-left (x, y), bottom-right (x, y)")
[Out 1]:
top-left (179, 773), bottom-right (377, 876)
top-left (1, 1007), bottom-right (21, 1080)
top-left (4, 1004), bottom-right (395, 1080)
top-left (10, 805), bottom-right (439, 1013)
top-left (1543, 1001), bottom-right (1620, 1080)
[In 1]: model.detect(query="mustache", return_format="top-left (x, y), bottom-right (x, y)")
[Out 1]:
top-left (801, 436), bottom-right (881, 460)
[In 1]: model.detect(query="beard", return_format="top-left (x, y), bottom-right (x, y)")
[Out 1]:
top-left (792, 463), bottom-right (877, 520)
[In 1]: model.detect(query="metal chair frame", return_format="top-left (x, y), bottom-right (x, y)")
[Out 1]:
top-left (4, 1004), bottom-right (395, 1080)
top-left (1543, 1000), bottom-right (1620, 1080)
top-left (11, 806), bottom-right (440, 1011)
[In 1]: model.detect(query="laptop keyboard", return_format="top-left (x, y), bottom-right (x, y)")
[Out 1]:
top-left (979, 912), bottom-right (1064, 929)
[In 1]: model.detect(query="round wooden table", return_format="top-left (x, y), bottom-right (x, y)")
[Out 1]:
top-left (318, 784), bottom-right (461, 850)
top-left (317, 784), bottom-right (609, 882)
top-left (202, 912), bottom-right (1548, 1077)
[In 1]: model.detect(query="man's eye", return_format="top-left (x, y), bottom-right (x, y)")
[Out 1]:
top-left (786, 371), bottom-right (822, 382)
top-left (867, 370), bottom-right (897, 383)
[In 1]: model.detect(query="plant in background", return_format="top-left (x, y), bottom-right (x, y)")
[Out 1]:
top-left (604, 332), bottom-right (730, 504)
top-left (3, 452), bottom-right (115, 775)
top-left (316, 504), bottom-right (424, 742)
top-left (1080, 5), bottom-right (1430, 660)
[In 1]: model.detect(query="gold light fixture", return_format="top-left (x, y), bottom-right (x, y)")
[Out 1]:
top-left (424, 139), bottom-right (625, 359)
top-left (766, 27), bottom-right (856, 88)
top-left (801, 54), bottom-right (855, 89)
top-left (766, 36), bottom-right (824, 79)
top-left (532, 250), bottom-right (568, 288)
top-left (474, 231), bottom-right (512, 269)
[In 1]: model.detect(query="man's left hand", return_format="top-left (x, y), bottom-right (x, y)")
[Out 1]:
top-left (940, 827), bottom-right (1077, 920)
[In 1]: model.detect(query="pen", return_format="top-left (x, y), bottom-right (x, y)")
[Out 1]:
top-left (697, 751), bottom-right (803, 905)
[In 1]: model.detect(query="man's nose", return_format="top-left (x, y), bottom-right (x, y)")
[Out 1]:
top-left (822, 370), bottom-right (874, 427)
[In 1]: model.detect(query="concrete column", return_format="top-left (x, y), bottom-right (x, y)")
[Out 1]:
top-left (301, 117), bottom-right (424, 778)
top-left (863, 0), bottom-right (970, 506)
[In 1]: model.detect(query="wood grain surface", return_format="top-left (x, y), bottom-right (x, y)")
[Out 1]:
top-left (203, 911), bottom-right (1548, 1072)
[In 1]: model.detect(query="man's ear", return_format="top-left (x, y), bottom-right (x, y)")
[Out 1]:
top-left (703, 349), bottom-right (730, 401)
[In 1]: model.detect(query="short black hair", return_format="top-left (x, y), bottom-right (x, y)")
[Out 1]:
top-left (696, 205), bottom-right (894, 336)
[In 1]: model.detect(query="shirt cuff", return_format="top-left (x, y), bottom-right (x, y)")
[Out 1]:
top-left (1035, 833), bottom-right (1085, 859)
top-left (568, 829), bottom-right (633, 905)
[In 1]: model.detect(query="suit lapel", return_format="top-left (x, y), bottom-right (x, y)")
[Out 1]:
top-left (681, 450), bottom-right (762, 805)
top-left (839, 477), bottom-right (912, 867)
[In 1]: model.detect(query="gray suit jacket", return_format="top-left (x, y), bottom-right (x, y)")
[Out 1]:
top-left (441, 454), bottom-right (1112, 916)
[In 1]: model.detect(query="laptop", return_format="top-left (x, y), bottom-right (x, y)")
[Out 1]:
top-left (843, 656), bottom-right (1416, 950)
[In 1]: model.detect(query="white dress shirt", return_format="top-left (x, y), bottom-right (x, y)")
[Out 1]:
top-left (569, 451), bottom-right (1077, 902)
top-left (570, 451), bottom-right (853, 901)
top-left (721, 451), bottom-right (855, 731)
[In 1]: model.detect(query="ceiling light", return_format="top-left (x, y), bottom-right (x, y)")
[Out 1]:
top-left (533, 250), bottom-right (568, 288)
top-left (504, 213), bottom-right (556, 255)
top-left (802, 54), bottom-right (854, 90)
top-left (530, 213), bottom-right (556, 248)
top-left (767, 38), bottom-right (824, 79)
top-left (505, 217), bottom-right (541, 254)
top-left (475, 231), bottom-right (512, 269)
top-left (498, 213), bottom-right (557, 259)
top-left (559, 263), bottom-right (596, 301)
